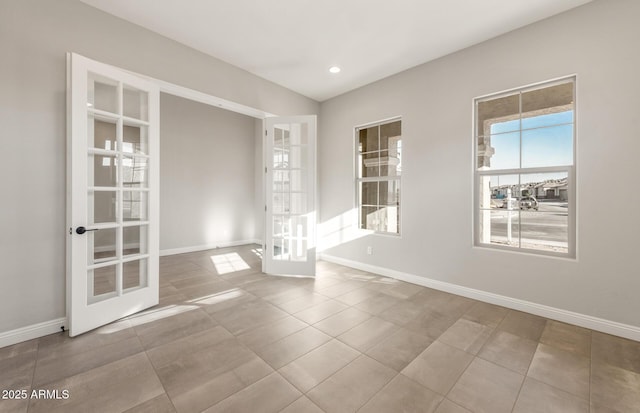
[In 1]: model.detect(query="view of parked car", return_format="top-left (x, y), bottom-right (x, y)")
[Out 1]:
top-left (519, 196), bottom-right (539, 210)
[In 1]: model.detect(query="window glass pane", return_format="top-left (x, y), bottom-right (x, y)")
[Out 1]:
top-left (521, 211), bottom-right (568, 254)
top-left (123, 191), bottom-right (148, 221)
top-left (360, 182), bottom-right (378, 206)
top-left (274, 125), bottom-right (288, 147)
top-left (123, 259), bottom-right (148, 290)
top-left (290, 239), bottom-right (308, 262)
top-left (522, 124), bottom-right (573, 168)
top-left (477, 94), bottom-right (519, 136)
top-left (90, 191), bottom-right (117, 224)
top-left (379, 206), bottom-right (399, 233)
top-left (520, 172), bottom-right (569, 206)
top-left (122, 124), bottom-right (148, 155)
top-left (273, 217), bottom-right (289, 238)
top-left (123, 225), bottom-right (147, 255)
top-left (89, 117), bottom-right (116, 150)
top-left (88, 73), bottom-right (117, 114)
top-left (359, 126), bottom-right (379, 152)
top-left (90, 227), bottom-right (117, 264)
top-left (479, 174), bottom-right (519, 210)
top-left (90, 154), bottom-right (117, 187)
top-left (290, 216), bottom-right (308, 238)
top-left (521, 82), bottom-right (573, 129)
top-left (289, 146), bottom-right (307, 169)
top-left (360, 206), bottom-right (380, 231)
top-left (479, 210), bottom-right (520, 248)
top-left (290, 193), bottom-right (307, 214)
top-left (122, 156), bottom-right (148, 188)
top-left (379, 180), bottom-right (400, 206)
top-left (380, 121), bottom-right (401, 151)
top-left (479, 132), bottom-right (520, 171)
top-left (89, 265), bottom-right (117, 302)
top-left (273, 148), bottom-right (287, 168)
top-left (361, 152), bottom-right (379, 178)
top-left (123, 85), bottom-right (148, 121)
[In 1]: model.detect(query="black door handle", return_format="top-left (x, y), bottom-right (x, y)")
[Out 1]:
top-left (76, 226), bottom-right (99, 235)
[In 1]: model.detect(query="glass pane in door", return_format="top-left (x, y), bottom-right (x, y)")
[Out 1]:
top-left (88, 73), bottom-right (118, 114)
top-left (89, 265), bottom-right (117, 301)
top-left (123, 259), bottom-right (148, 290)
top-left (123, 225), bottom-right (148, 256)
top-left (89, 191), bottom-right (117, 224)
top-left (123, 85), bottom-right (149, 121)
top-left (89, 227), bottom-right (117, 264)
top-left (122, 124), bottom-right (148, 155)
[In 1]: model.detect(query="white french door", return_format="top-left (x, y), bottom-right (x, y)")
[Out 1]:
top-left (66, 53), bottom-right (159, 336)
top-left (264, 116), bottom-right (317, 277)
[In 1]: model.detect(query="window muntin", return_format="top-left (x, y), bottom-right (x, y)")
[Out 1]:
top-left (475, 79), bottom-right (575, 256)
top-left (356, 119), bottom-right (401, 235)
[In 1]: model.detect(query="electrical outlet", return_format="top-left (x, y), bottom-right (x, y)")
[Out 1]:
top-left (367, 246), bottom-right (373, 255)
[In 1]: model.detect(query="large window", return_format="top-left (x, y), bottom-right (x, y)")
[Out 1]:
top-left (356, 119), bottom-right (401, 234)
top-left (474, 78), bottom-right (575, 257)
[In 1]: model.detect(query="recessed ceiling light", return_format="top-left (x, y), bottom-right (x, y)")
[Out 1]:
top-left (329, 66), bottom-right (341, 74)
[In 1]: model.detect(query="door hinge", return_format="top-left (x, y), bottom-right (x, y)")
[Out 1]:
top-left (265, 205), bottom-right (267, 212)
top-left (265, 130), bottom-right (267, 136)
top-left (265, 166), bottom-right (267, 173)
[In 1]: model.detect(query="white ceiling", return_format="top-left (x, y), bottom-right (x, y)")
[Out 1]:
top-left (79, 0), bottom-right (592, 102)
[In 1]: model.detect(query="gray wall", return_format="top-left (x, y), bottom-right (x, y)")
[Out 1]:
top-left (319, 0), bottom-right (640, 327)
top-left (160, 94), bottom-right (257, 252)
top-left (0, 0), bottom-right (318, 334)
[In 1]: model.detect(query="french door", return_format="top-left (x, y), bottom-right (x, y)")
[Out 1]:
top-left (66, 53), bottom-right (159, 336)
top-left (264, 116), bottom-right (317, 277)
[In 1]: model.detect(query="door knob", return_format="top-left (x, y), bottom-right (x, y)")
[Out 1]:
top-left (76, 226), bottom-right (98, 235)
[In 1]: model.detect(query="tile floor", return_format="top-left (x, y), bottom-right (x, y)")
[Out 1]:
top-left (1, 244), bottom-right (639, 413)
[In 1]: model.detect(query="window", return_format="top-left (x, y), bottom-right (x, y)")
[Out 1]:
top-left (474, 78), bottom-right (575, 256)
top-left (356, 118), bottom-right (401, 234)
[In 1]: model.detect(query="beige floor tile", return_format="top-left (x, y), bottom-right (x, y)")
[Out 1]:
top-left (0, 339), bottom-right (38, 362)
top-left (313, 307), bottom-right (371, 337)
top-left (237, 316), bottom-right (308, 350)
top-left (434, 399), bottom-right (472, 413)
top-left (210, 299), bottom-right (288, 335)
top-left (334, 287), bottom-right (381, 306)
top-left (354, 293), bottom-right (402, 315)
top-left (372, 280), bottom-right (424, 299)
top-left (293, 299), bottom-right (349, 324)
top-left (315, 280), bottom-right (366, 298)
top-left (438, 318), bottom-right (493, 355)
top-left (448, 358), bottom-right (524, 413)
top-left (261, 285), bottom-right (316, 305)
top-left (33, 335), bottom-right (143, 387)
top-left (365, 328), bottom-right (432, 371)
top-left (146, 326), bottom-right (234, 368)
top-left (527, 343), bottom-right (590, 399)
top-left (307, 355), bottom-right (396, 413)
top-left (134, 308), bottom-right (217, 350)
top-left (337, 317), bottom-right (399, 352)
top-left (275, 293), bottom-right (330, 314)
top-left (592, 331), bottom-right (640, 374)
top-left (156, 336), bottom-right (271, 400)
top-left (204, 372), bottom-right (300, 413)
top-left (378, 301), bottom-right (425, 326)
top-left (169, 273), bottom-right (225, 291)
top-left (401, 341), bottom-right (473, 395)
top-left (242, 278), bottom-right (294, 298)
top-left (359, 374), bottom-right (442, 413)
top-left (462, 301), bottom-right (508, 328)
top-left (540, 320), bottom-right (591, 357)
top-left (513, 377), bottom-right (588, 413)
top-left (591, 360), bottom-right (640, 413)
top-left (418, 290), bottom-right (475, 319)
top-left (123, 393), bottom-right (176, 413)
top-left (279, 396), bottom-right (324, 413)
top-left (28, 353), bottom-right (164, 413)
top-left (497, 310), bottom-right (546, 341)
top-left (192, 287), bottom-right (258, 314)
top-left (279, 339), bottom-right (360, 392)
top-left (255, 326), bottom-right (331, 369)
top-left (404, 308), bottom-right (458, 340)
top-left (478, 330), bottom-right (538, 374)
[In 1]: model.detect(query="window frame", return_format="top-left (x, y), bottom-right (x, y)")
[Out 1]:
top-left (355, 117), bottom-right (402, 236)
top-left (473, 77), bottom-right (577, 258)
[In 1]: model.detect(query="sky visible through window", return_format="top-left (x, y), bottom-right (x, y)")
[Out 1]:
top-left (489, 111), bottom-right (573, 186)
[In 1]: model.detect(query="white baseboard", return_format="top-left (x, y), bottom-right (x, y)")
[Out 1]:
top-left (320, 253), bottom-right (640, 342)
top-left (160, 239), bottom-right (262, 257)
top-left (0, 318), bottom-right (67, 348)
